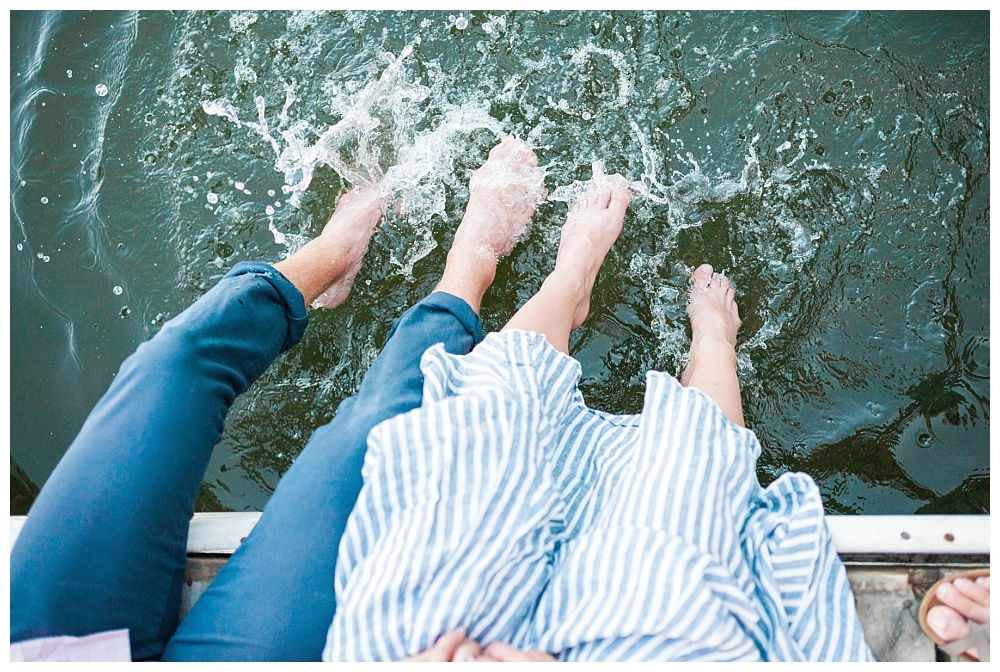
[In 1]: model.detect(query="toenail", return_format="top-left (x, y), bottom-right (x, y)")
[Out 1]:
top-left (976, 576), bottom-right (988, 586)
top-left (937, 583), bottom-right (952, 597)
top-left (953, 578), bottom-right (970, 588)
top-left (927, 610), bottom-right (948, 634)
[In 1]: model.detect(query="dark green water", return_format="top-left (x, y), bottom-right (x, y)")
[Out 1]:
top-left (11, 10), bottom-right (989, 515)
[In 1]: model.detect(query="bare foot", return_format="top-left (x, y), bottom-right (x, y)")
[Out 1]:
top-left (311, 185), bottom-right (383, 308)
top-left (685, 264), bottom-right (742, 351)
top-left (453, 136), bottom-right (546, 262)
top-left (926, 575), bottom-right (990, 660)
top-left (498, 177), bottom-right (630, 355)
top-left (680, 264), bottom-right (745, 426)
top-left (550, 182), bottom-right (630, 328)
top-left (435, 136), bottom-right (545, 313)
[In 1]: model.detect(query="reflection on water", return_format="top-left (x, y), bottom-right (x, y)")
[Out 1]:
top-left (10, 10), bottom-right (989, 515)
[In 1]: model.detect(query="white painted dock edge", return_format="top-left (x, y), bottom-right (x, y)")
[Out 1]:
top-left (9, 513), bottom-right (990, 555)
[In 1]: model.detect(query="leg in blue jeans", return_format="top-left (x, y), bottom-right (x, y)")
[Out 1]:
top-left (9, 257), bottom-right (481, 661)
top-left (11, 137), bottom-right (540, 661)
top-left (162, 135), bottom-right (546, 661)
top-left (9, 262), bottom-right (308, 660)
top-left (163, 291), bottom-right (482, 661)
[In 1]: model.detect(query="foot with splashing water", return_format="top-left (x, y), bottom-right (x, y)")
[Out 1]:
top-left (681, 263), bottom-right (745, 427)
top-left (435, 136), bottom-right (546, 313)
top-left (499, 180), bottom-right (630, 355)
top-left (273, 184), bottom-right (382, 309)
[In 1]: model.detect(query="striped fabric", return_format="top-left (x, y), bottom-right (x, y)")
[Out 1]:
top-left (323, 330), bottom-right (874, 662)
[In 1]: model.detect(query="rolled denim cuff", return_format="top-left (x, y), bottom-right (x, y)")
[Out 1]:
top-left (226, 261), bottom-right (309, 352)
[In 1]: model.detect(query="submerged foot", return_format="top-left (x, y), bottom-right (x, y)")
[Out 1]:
top-left (550, 181), bottom-right (630, 328)
top-left (680, 263), bottom-right (745, 426)
top-left (436, 136), bottom-right (545, 312)
top-left (312, 185), bottom-right (383, 309)
top-left (685, 263), bottom-right (741, 350)
top-left (452, 135), bottom-right (546, 263)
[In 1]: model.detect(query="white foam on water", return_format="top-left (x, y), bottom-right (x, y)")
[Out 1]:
top-left (567, 43), bottom-right (634, 110)
top-left (267, 217), bottom-right (286, 245)
top-left (198, 35), bottom-right (833, 367)
top-left (548, 160), bottom-right (630, 204)
top-left (203, 45), bottom-right (533, 273)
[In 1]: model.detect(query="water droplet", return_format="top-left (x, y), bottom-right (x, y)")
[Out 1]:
top-left (66, 69), bottom-right (73, 78)
top-left (16, 244), bottom-right (23, 251)
top-left (206, 192), bottom-right (219, 204)
top-left (265, 205), bottom-right (275, 216)
top-left (582, 111), bottom-right (592, 120)
top-left (40, 196), bottom-right (49, 204)
top-left (234, 181), bottom-right (245, 190)
top-left (95, 83), bottom-right (108, 96)
top-left (455, 16), bottom-right (468, 30)
top-left (916, 433), bottom-right (934, 449)
top-left (267, 189), bottom-right (275, 197)
top-left (192, 175), bottom-right (199, 182)
top-left (112, 285), bottom-right (123, 295)
top-left (120, 306), bottom-right (131, 319)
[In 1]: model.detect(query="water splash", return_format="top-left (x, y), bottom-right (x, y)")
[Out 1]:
top-left (548, 160), bottom-right (630, 203)
top-left (202, 46), bottom-right (425, 209)
top-left (198, 35), bottom-right (851, 373)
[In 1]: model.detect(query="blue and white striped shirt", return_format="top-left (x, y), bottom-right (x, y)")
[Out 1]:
top-left (323, 330), bottom-right (873, 661)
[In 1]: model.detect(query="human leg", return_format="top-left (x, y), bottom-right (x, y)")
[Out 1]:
top-left (9, 263), bottom-right (309, 660)
top-left (9, 187), bottom-right (381, 661)
top-left (680, 264), bottom-right (745, 427)
top-left (501, 182), bottom-right (630, 353)
top-left (164, 137), bottom-right (544, 661)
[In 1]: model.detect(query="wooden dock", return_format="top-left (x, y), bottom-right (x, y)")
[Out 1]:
top-left (11, 514), bottom-right (990, 661)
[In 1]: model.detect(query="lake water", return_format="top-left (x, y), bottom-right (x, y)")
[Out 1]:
top-left (10, 10), bottom-right (989, 515)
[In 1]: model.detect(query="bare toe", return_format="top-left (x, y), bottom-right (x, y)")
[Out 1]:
top-left (692, 263), bottom-right (714, 288)
top-left (926, 605), bottom-right (972, 643)
top-left (489, 136), bottom-right (513, 159)
top-left (687, 263), bottom-right (741, 347)
top-left (937, 580), bottom-right (991, 624)
top-left (609, 188), bottom-right (630, 217)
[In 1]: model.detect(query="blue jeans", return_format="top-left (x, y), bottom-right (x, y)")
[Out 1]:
top-left (10, 262), bottom-right (483, 661)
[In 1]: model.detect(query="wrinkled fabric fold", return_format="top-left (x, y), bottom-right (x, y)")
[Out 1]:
top-left (325, 330), bottom-right (873, 662)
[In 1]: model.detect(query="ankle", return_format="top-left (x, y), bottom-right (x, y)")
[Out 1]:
top-left (435, 251), bottom-right (496, 313)
top-left (541, 270), bottom-right (591, 323)
top-left (691, 329), bottom-right (738, 351)
top-left (542, 267), bottom-right (583, 297)
top-left (687, 337), bottom-right (737, 370)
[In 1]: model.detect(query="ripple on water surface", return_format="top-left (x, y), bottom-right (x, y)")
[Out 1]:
top-left (9, 10), bottom-right (989, 515)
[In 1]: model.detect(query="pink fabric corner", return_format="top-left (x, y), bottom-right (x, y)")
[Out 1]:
top-left (10, 629), bottom-right (131, 662)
